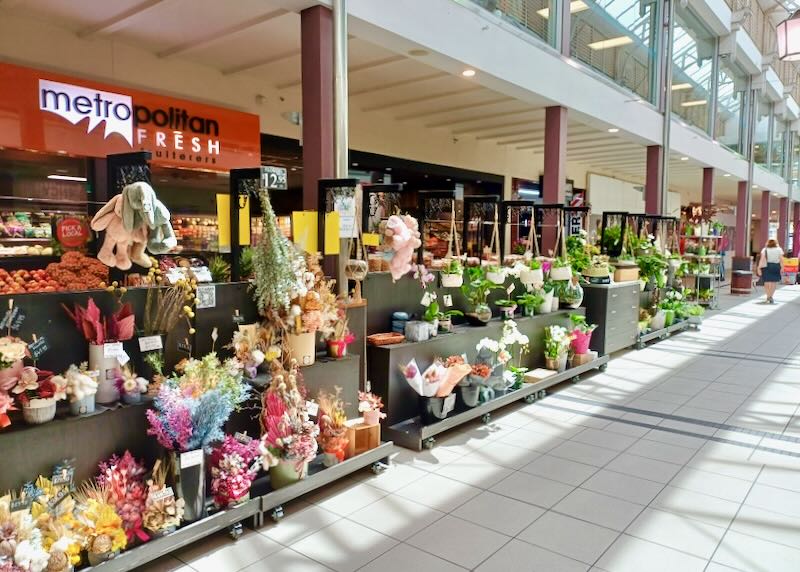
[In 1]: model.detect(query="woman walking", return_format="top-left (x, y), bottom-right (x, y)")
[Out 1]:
top-left (757, 239), bottom-right (784, 304)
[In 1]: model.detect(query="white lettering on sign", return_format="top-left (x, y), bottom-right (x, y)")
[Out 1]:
top-left (39, 79), bottom-right (133, 145)
top-left (180, 449), bottom-right (203, 469)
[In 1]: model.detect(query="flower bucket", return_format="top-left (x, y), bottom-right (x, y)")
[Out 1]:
top-left (171, 450), bottom-right (206, 523)
top-left (405, 321), bottom-right (431, 342)
top-left (499, 305), bottom-right (516, 320)
top-left (522, 305), bottom-right (535, 317)
top-left (285, 332), bottom-right (316, 366)
top-left (22, 398), bottom-right (56, 424)
top-left (438, 318), bottom-right (453, 333)
top-left (326, 339), bottom-right (349, 358)
top-left (122, 392), bottom-right (142, 405)
top-left (427, 319), bottom-right (439, 338)
top-left (458, 383), bottom-right (481, 408)
top-left (545, 355), bottom-right (568, 373)
top-left (538, 290), bottom-right (554, 314)
top-left (69, 394), bottom-right (95, 416)
top-left (551, 296), bottom-right (560, 312)
top-left (270, 459), bottom-right (308, 490)
top-left (520, 267), bottom-right (544, 285)
top-left (89, 343), bottom-right (121, 403)
top-left (419, 394), bottom-right (456, 425)
top-left (571, 330), bottom-right (592, 355)
top-left (664, 309), bottom-right (675, 327)
top-left (688, 315), bottom-right (702, 325)
top-left (650, 311), bottom-right (667, 331)
top-left (362, 409), bottom-right (382, 426)
top-left (0, 359), bottom-right (23, 392)
top-left (550, 266), bottom-right (572, 281)
top-left (487, 270), bottom-right (505, 285)
top-left (441, 273), bottom-right (463, 288)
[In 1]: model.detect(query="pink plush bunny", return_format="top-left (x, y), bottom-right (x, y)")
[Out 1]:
top-left (91, 195), bottom-right (152, 270)
top-left (384, 214), bottom-right (421, 282)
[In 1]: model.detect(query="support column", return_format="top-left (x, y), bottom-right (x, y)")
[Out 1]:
top-left (645, 145), bottom-right (663, 215)
top-left (702, 167), bottom-right (715, 209)
top-left (779, 196), bottom-right (789, 249)
top-left (731, 180), bottom-right (753, 294)
top-left (301, 6), bottom-right (334, 210)
top-left (542, 105), bottom-right (567, 255)
top-left (759, 190), bottom-right (771, 248)
top-left (793, 201), bottom-right (800, 256)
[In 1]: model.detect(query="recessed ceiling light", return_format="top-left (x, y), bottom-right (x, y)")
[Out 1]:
top-left (385, 167), bottom-right (392, 171)
top-left (773, 192), bottom-right (779, 196)
top-left (752, 214), bottom-right (757, 217)
top-left (462, 69), bottom-right (476, 78)
top-left (680, 156), bottom-right (689, 161)
top-left (446, 178), bottom-right (452, 182)
top-left (537, 0), bottom-right (588, 19)
top-left (772, 210), bottom-right (777, 213)
top-left (723, 173), bottom-right (731, 177)
top-left (588, 36), bottom-right (633, 50)
top-left (47, 174), bottom-right (87, 182)
top-left (352, 162), bottom-right (359, 167)
top-left (608, 128), bottom-right (619, 133)
top-left (753, 185), bottom-right (759, 188)
top-left (671, 83), bottom-right (692, 91)
top-left (681, 100), bottom-right (707, 107)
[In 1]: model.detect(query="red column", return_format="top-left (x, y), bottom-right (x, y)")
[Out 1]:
top-left (542, 106), bottom-right (567, 255)
top-left (779, 196), bottom-right (789, 250)
top-left (645, 145), bottom-right (663, 215)
top-left (301, 6), bottom-right (334, 210)
top-left (793, 201), bottom-right (800, 256)
top-left (759, 190), bottom-right (771, 248)
top-left (702, 167), bottom-right (714, 209)
top-left (735, 180), bottom-right (749, 258)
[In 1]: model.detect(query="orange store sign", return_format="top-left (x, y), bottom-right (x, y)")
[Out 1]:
top-left (0, 62), bottom-right (260, 171)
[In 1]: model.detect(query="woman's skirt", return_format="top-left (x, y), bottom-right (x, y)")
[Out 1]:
top-left (763, 262), bottom-right (781, 283)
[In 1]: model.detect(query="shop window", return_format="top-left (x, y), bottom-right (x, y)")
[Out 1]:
top-left (671, 3), bottom-right (715, 132)
top-left (468, 0), bottom-right (555, 46)
top-left (715, 62), bottom-right (748, 155)
top-left (753, 98), bottom-right (771, 169)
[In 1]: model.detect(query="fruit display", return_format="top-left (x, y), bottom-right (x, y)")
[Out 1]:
top-left (46, 251), bottom-right (109, 291)
top-left (0, 244), bottom-right (54, 256)
top-left (0, 268), bottom-right (62, 294)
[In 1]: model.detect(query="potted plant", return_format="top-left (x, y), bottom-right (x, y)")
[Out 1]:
top-left (440, 258), bottom-right (464, 288)
top-left (61, 363), bottom-right (99, 416)
top-left (650, 309), bottom-right (667, 331)
top-left (316, 387), bottom-right (349, 466)
top-left (517, 292), bottom-right (543, 317)
top-left (635, 253), bottom-right (668, 291)
top-left (685, 303), bottom-right (705, 325)
top-left (358, 391), bottom-right (386, 426)
top-left (437, 309), bottom-right (464, 333)
top-left (495, 299), bottom-right (517, 320)
top-left (321, 313), bottom-right (356, 358)
top-left (13, 367), bottom-right (66, 425)
top-left (485, 264), bottom-right (506, 285)
top-left (422, 295), bottom-right (440, 337)
top-left (114, 366), bottom-right (149, 405)
top-left (537, 282), bottom-right (555, 314)
top-left (520, 259), bottom-right (544, 286)
top-left (461, 267), bottom-right (501, 325)
top-left (560, 278), bottom-right (584, 308)
top-left (543, 325), bottom-right (573, 372)
top-left (569, 314), bottom-right (597, 355)
top-left (550, 257), bottom-right (573, 281)
top-left (602, 225), bottom-right (622, 255)
top-left (143, 459), bottom-right (185, 538)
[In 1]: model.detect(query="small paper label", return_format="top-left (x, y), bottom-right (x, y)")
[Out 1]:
top-left (420, 293), bottom-right (431, 307)
top-left (363, 233), bottom-right (380, 247)
top-left (47, 489), bottom-right (70, 510)
top-left (51, 468), bottom-right (74, 487)
top-left (29, 337), bottom-right (49, 359)
top-left (443, 294), bottom-right (453, 307)
top-left (507, 284), bottom-right (515, 295)
top-left (306, 401), bottom-right (319, 417)
top-left (442, 393), bottom-right (456, 416)
top-left (150, 487), bottom-right (175, 502)
top-left (232, 313), bottom-right (245, 324)
top-left (180, 450), bottom-right (203, 469)
top-left (103, 342), bottom-right (124, 358)
top-left (196, 284), bottom-right (216, 309)
top-left (234, 432), bottom-right (253, 444)
top-left (177, 340), bottom-right (192, 354)
top-left (116, 351), bottom-right (130, 366)
top-left (9, 497), bottom-right (32, 512)
top-left (138, 336), bottom-right (163, 352)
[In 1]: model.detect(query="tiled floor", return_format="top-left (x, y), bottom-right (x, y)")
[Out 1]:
top-left (143, 286), bottom-right (800, 572)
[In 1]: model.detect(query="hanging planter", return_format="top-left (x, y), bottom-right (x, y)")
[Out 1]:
top-left (549, 265), bottom-right (572, 281)
top-left (486, 268), bottom-right (505, 284)
top-left (441, 272), bottom-right (464, 288)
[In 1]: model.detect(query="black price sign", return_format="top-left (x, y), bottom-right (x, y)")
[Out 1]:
top-left (10, 497), bottom-right (32, 512)
top-left (263, 166), bottom-right (288, 190)
top-left (0, 307), bottom-right (24, 332)
top-left (29, 336), bottom-right (49, 360)
top-left (177, 340), bottom-right (192, 354)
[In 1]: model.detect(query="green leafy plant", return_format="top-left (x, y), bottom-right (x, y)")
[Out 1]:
top-left (461, 266), bottom-right (502, 309)
top-left (566, 235), bottom-right (591, 273)
top-left (543, 325), bottom-right (573, 359)
top-left (441, 258), bottom-right (463, 275)
top-left (684, 304), bottom-right (705, 317)
top-left (528, 259), bottom-right (542, 270)
top-left (437, 309), bottom-right (464, 320)
top-left (209, 255), bottom-right (231, 283)
top-left (512, 242), bottom-right (526, 255)
top-left (516, 292), bottom-right (543, 314)
top-left (423, 301), bottom-right (440, 323)
top-left (552, 257), bottom-right (571, 268)
top-left (602, 226), bottom-right (622, 253)
top-left (494, 299), bottom-right (517, 308)
top-left (636, 253), bottom-right (668, 289)
top-left (569, 314), bottom-right (596, 334)
top-left (240, 246), bottom-right (255, 279)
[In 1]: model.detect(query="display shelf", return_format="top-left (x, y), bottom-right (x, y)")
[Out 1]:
top-left (385, 356), bottom-right (609, 451)
top-left (636, 319), bottom-right (690, 349)
top-left (0, 237), bottom-right (52, 242)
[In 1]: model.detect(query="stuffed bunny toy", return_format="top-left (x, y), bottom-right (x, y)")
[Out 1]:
top-left (91, 195), bottom-right (151, 270)
top-left (121, 182), bottom-right (177, 254)
top-left (384, 214), bottom-right (421, 282)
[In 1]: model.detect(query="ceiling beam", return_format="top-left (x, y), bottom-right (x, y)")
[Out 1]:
top-left (350, 72), bottom-right (447, 97)
top-left (276, 54), bottom-right (405, 89)
top-left (396, 96), bottom-right (514, 121)
top-left (565, 149), bottom-right (645, 160)
top-left (524, 140), bottom-right (638, 153)
top-left (158, 9), bottom-right (287, 58)
top-left (476, 126), bottom-right (547, 141)
top-left (363, 86), bottom-right (483, 113)
top-left (453, 119), bottom-right (545, 136)
top-left (78, 0), bottom-right (165, 37)
top-left (223, 48), bottom-right (301, 76)
top-left (426, 108), bottom-right (537, 129)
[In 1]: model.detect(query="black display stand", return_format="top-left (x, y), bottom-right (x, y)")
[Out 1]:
top-left (600, 211), bottom-right (628, 257)
top-left (462, 195), bottom-right (499, 259)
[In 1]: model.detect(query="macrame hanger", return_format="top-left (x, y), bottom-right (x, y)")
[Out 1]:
top-left (526, 209), bottom-right (541, 257)
top-left (445, 200), bottom-right (461, 259)
top-left (487, 204), bottom-right (501, 262)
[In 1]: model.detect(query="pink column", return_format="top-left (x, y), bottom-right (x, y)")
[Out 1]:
top-left (702, 167), bottom-right (714, 209)
top-left (645, 145), bottom-right (663, 215)
top-left (301, 6), bottom-right (334, 210)
top-left (735, 180), bottom-right (749, 258)
top-left (542, 106), bottom-right (567, 255)
top-left (779, 197), bottom-right (789, 249)
top-left (793, 201), bottom-right (800, 256)
top-left (759, 190), bottom-right (771, 248)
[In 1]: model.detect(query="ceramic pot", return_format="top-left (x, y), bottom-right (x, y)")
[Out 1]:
top-left (22, 398), bottom-right (56, 424)
top-left (571, 330), bottom-right (592, 355)
top-left (122, 392), bottom-right (142, 405)
top-left (520, 267), bottom-right (543, 285)
top-left (664, 309), bottom-right (675, 327)
top-left (551, 296), bottom-right (560, 312)
top-left (440, 273), bottom-right (463, 288)
top-left (170, 450), bottom-right (206, 523)
top-left (550, 266), bottom-right (572, 281)
top-left (486, 270), bottom-right (505, 285)
top-left (650, 311), bottom-right (667, 331)
top-left (89, 344), bottom-right (121, 404)
top-left (545, 355), bottom-right (568, 373)
top-left (438, 318), bottom-right (453, 333)
top-left (69, 394), bottom-right (96, 416)
top-left (285, 332), bottom-right (316, 366)
top-left (270, 459), bottom-right (308, 489)
top-left (326, 339), bottom-right (349, 358)
top-left (362, 409), bottom-right (382, 426)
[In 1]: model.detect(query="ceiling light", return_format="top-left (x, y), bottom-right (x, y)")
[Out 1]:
top-left (753, 185), bottom-right (759, 188)
top-left (352, 162), bottom-right (359, 167)
top-left (773, 192), bottom-right (780, 196)
top-left (680, 156), bottom-right (689, 161)
top-left (723, 173), bottom-right (731, 177)
top-left (537, 0), bottom-right (588, 19)
top-left (671, 83), bottom-right (692, 91)
top-left (772, 210), bottom-right (777, 213)
top-left (681, 100), bottom-right (708, 107)
top-left (607, 128), bottom-right (619, 133)
top-left (462, 69), bottom-right (476, 78)
top-left (47, 174), bottom-right (87, 182)
top-left (385, 167), bottom-right (392, 171)
top-left (588, 36), bottom-right (633, 50)
top-left (777, 10), bottom-right (800, 61)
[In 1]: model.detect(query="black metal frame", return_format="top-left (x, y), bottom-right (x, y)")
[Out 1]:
top-left (534, 203), bottom-right (565, 257)
top-left (416, 190), bottom-right (456, 263)
top-left (563, 206), bottom-right (590, 238)
top-left (501, 200), bottom-right (535, 261)
top-left (361, 183), bottom-right (406, 233)
top-left (462, 195), bottom-right (500, 260)
top-left (229, 168), bottom-right (266, 282)
top-left (600, 211), bottom-right (629, 257)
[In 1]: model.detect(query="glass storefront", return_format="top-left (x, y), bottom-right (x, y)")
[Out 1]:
top-left (570, 0), bottom-right (657, 103)
top-left (715, 62), bottom-right (749, 155)
top-left (753, 97), bottom-right (771, 169)
top-left (771, 115), bottom-right (787, 176)
top-left (671, 4), bottom-right (715, 132)
top-left (468, 0), bottom-right (554, 46)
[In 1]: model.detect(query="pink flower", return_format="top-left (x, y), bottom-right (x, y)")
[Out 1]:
top-left (12, 367), bottom-right (38, 394)
top-left (0, 392), bottom-right (14, 415)
top-left (404, 364), bottom-right (418, 378)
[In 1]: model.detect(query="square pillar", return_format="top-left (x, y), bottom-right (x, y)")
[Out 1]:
top-left (759, 190), bottom-right (771, 248)
top-left (645, 145), bottom-right (663, 215)
top-left (542, 105), bottom-right (567, 254)
top-left (779, 196), bottom-right (789, 249)
top-left (793, 201), bottom-right (800, 256)
top-left (301, 6), bottom-right (334, 210)
top-left (735, 180), bottom-right (750, 258)
top-left (702, 167), bottom-right (714, 209)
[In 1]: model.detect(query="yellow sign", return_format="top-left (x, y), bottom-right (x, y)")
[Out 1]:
top-left (324, 212), bottom-right (340, 255)
top-left (363, 233), bottom-right (380, 247)
top-left (291, 211), bottom-right (318, 253)
top-left (216, 194), bottom-right (250, 248)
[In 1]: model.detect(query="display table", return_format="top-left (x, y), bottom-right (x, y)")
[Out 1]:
top-left (636, 319), bottom-right (690, 349)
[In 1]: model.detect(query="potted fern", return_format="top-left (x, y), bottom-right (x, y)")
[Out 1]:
top-left (440, 258), bottom-right (464, 288)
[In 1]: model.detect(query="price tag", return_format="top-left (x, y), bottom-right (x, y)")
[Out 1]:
top-left (51, 468), bottom-right (74, 487)
top-left (103, 342), bottom-right (124, 358)
top-left (180, 450), bottom-right (203, 469)
top-left (232, 314), bottom-right (245, 324)
top-left (196, 284), bottom-right (216, 309)
top-left (9, 497), bottom-right (32, 513)
top-left (150, 487), bottom-right (175, 502)
top-left (234, 432), bottom-right (253, 444)
top-left (0, 307), bottom-right (24, 332)
top-left (29, 336), bottom-right (49, 360)
top-left (306, 401), bottom-right (319, 418)
top-left (177, 340), bottom-right (192, 354)
top-left (138, 336), bottom-right (163, 352)
top-left (442, 393), bottom-right (456, 416)
top-left (420, 293), bottom-right (431, 307)
top-left (116, 351), bottom-right (130, 366)
top-left (443, 294), bottom-right (453, 308)
top-left (507, 283), bottom-right (515, 295)
top-left (47, 489), bottom-right (70, 510)
top-left (262, 166), bottom-right (288, 190)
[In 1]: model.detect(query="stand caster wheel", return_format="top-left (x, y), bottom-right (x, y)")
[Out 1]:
top-left (270, 506), bottom-right (284, 522)
top-left (636, 341), bottom-right (645, 350)
top-left (599, 363), bottom-right (608, 372)
top-left (537, 390), bottom-right (546, 399)
top-left (480, 413), bottom-right (491, 425)
top-left (228, 522), bottom-right (243, 540)
top-left (371, 461), bottom-right (389, 475)
top-left (422, 437), bottom-right (435, 450)
top-left (524, 394), bottom-right (537, 404)
top-left (571, 375), bottom-right (581, 383)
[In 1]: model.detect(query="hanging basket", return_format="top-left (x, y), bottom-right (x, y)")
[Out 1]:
top-left (441, 272), bottom-right (463, 288)
top-left (345, 259), bottom-right (368, 281)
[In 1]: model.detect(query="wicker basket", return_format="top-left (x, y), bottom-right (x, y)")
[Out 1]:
top-left (366, 332), bottom-right (405, 346)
